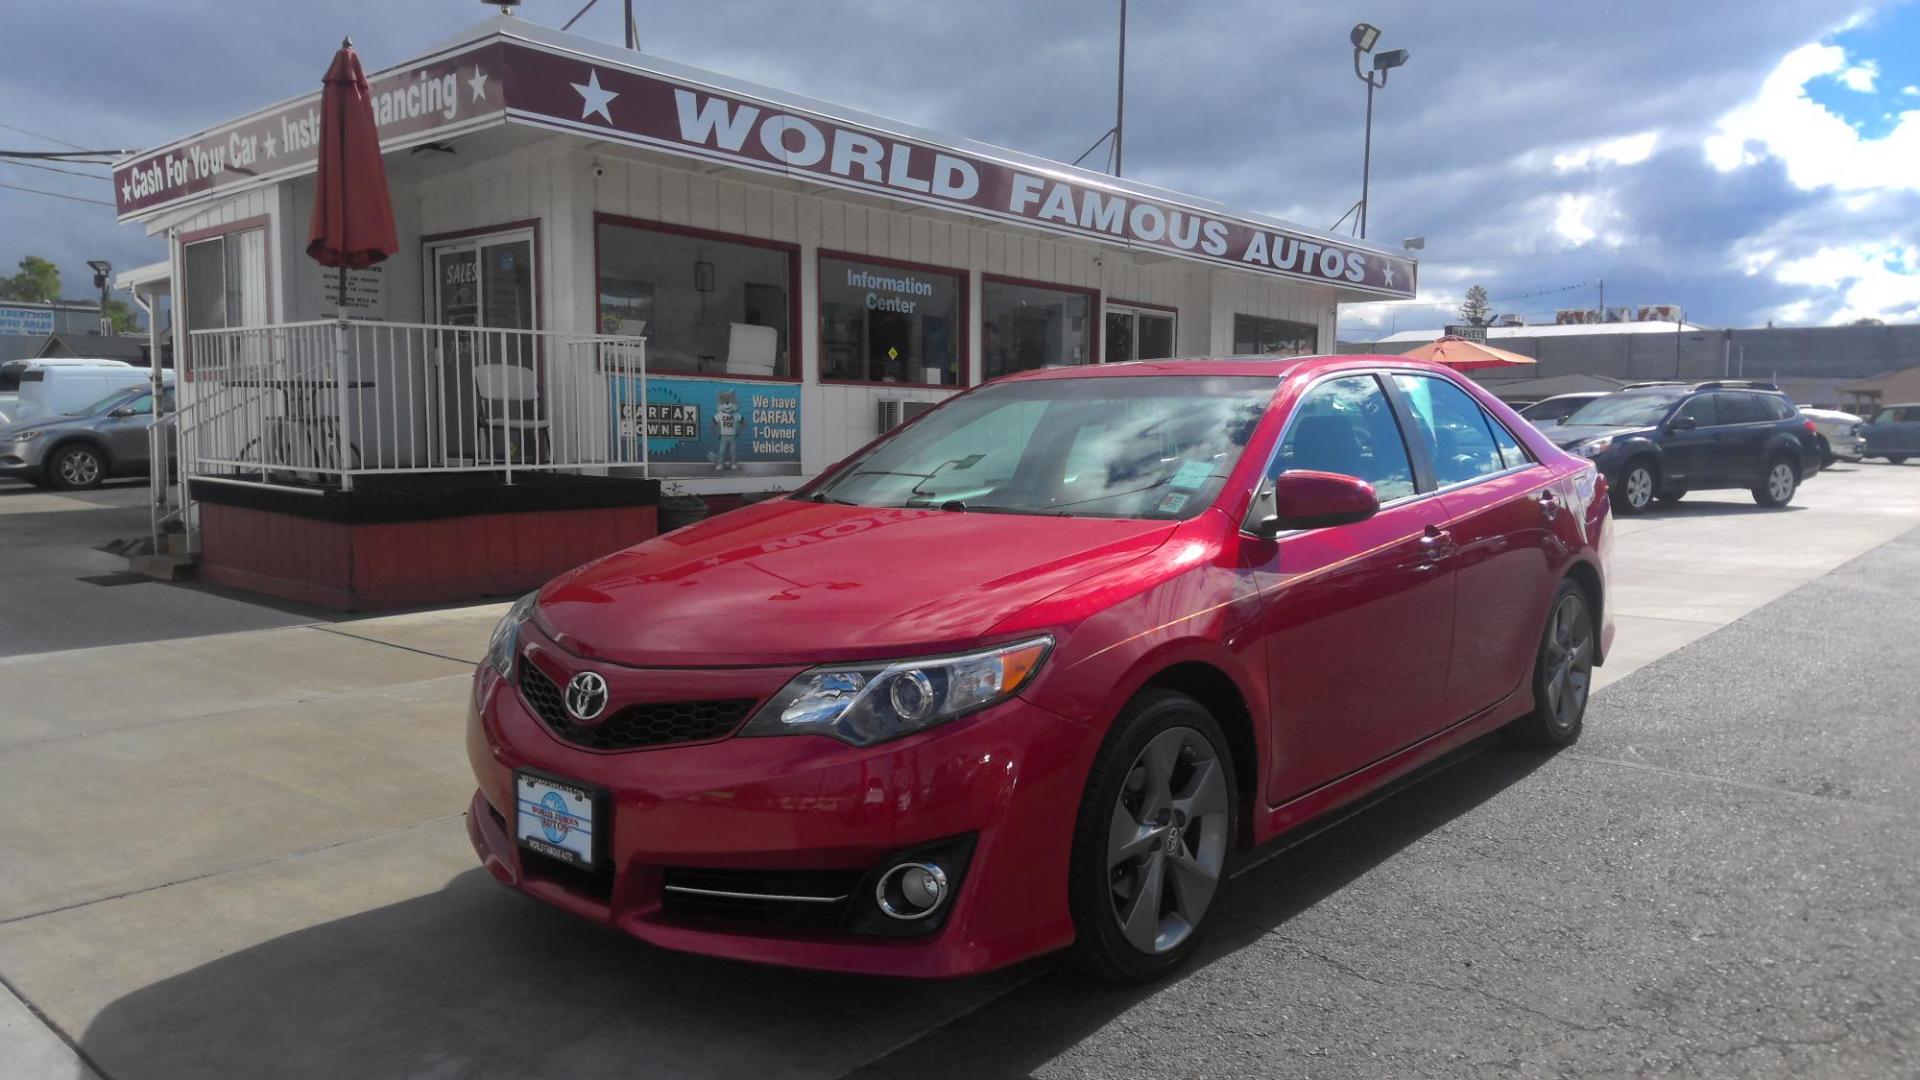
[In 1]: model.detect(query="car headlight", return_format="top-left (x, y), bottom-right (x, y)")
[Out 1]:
top-left (1577, 436), bottom-right (1614, 458)
top-left (741, 636), bottom-right (1053, 747)
top-left (9, 429), bottom-right (44, 441)
top-left (485, 592), bottom-right (537, 677)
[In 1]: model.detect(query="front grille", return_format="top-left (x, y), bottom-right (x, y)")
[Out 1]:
top-left (517, 662), bottom-right (755, 752)
top-left (660, 867), bottom-right (864, 930)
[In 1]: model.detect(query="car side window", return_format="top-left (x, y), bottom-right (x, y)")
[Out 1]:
top-left (1272, 374), bottom-right (1416, 502)
top-left (1675, 394), bottom-right (1717, 427)
top-left (1486, 413), bottom-right (1532, 468)
top-left (1717, 393), bottom-right (1768, 424)
top-left (1391, 374), bottom-right (1508, 487)
top-left (1764, 396), bottom-right (1797, 421)
top-left (123, 393), bottom-right (154, 415)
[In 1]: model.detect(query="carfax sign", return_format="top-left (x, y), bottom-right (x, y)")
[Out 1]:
top-left (612, 376), bottom-right (801, 477)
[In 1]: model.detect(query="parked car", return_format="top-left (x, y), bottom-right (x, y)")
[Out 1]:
top-left (1551, 380), bottom-right (1820, 514)
top-left (1798, 407), bottom-right (1865, 465)
top-left (1518, 392), bottom-right (1610, 429)
top-left (0, 358), bottom-right (147, 425)
top-left (1860, 403), bottom-right (1920, 464)
top-left (465, 355), bottom-right (1613, 982)
top-left (0, 383), bottom-right (174, 489)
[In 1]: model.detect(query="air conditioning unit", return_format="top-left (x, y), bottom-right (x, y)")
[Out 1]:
top-left (878, 399), bottom-right (935, 432)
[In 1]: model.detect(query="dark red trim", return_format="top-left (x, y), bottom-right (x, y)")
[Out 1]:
top-left (816, 248), bottom-right (970, 390)
top-left (177, 214), bottom-right (275, 381)
top-left (593, 212), bottom-right (804, 383)
top-left (980, 272), bottom-right (1103, 377)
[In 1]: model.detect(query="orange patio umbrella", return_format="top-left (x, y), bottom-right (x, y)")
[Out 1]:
top-left (1399, 336), bottom-right (1537, 372)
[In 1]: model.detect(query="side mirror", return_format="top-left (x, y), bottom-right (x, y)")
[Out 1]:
top-left (1668, 415), bottom-right (1696, 432)
top-left (1249, 470), bottom-right (1381, 537)
top-left (108, 406), bottom-right (136, 418)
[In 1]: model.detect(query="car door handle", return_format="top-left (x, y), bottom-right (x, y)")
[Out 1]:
top-left (1416, 526), bottom-right (1454, 567)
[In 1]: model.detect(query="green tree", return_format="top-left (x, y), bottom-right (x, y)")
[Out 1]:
top-left (101, 297), bottom-right (140, 334)
top-left (0, 255), bottom-right (61, 302)
top-left (1851, 316), bottom-right (1885, 327)
top-left (1459, 284), bottom-right (1492, 326)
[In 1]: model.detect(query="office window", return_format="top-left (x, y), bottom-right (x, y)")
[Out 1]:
top-left (1233, 314), bottom-right (1316, 357)
top-left (982, 278), bottom-right (1095, 378)
top-left (596, 218), bottom-right (796, 379)
top-left (819, 255), bottom-right (963, 386)
top-left (1105, 304), bottom-right (1177, 363)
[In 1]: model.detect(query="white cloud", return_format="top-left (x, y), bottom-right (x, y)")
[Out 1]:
top-left (1551, 131), bottom-right (1658, 172)
top-left (1836, 58), bottom-right (1878, 91)
top-left (1554, 194), bottom-right (1599, 244)
top-left (1906, 85), bottom-right (1920, 96)
top-left (1705, 43), bottom-right (1920, 191)
top-left (1770, 242), bottom-right (1920, 323)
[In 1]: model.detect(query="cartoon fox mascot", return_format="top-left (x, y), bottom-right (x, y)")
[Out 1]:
top-left (709, 389), bottom-right (742, 471)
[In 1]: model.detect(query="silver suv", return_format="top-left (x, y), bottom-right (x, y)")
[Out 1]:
top-left (0, 385), bottom-right (174, 490)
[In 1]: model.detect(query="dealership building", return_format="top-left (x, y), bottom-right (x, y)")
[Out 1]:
top-left (111, 15), bottom-right (1416, 606)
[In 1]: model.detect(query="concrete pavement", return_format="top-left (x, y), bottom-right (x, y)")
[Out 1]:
top-left (0, 462), bottom-right (1915, 1078)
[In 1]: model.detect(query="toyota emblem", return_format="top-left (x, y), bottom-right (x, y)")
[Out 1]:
top-left (564, 671), bottom-right (610, 721)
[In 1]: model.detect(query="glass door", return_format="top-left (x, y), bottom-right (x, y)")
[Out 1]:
top-left (426, 230), bottom-right (537, 464)
top-left (1105, 305), bottom-right (1177, 362)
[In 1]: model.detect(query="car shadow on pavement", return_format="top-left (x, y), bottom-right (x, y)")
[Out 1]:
top-left (1638, 500), bottom-right (1807, 518)
top-left (71, 740), bottom-right (1549, 1080)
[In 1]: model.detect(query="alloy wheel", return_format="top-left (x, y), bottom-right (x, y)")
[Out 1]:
top-left (1624, 466), bottom-right (1653, 510)
top-left (1541, 593), bottom-right (1593, 732)
top-left (59, 450), bottom-right (100, 487)
top-left (1106, 725), bottom-right (1230, 955)
top-left (1768, 463), bottom-right (1794, 502)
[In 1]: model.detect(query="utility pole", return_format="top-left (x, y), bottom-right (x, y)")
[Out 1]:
top-left (1597, 278), bottom-right (1604, 322)
top-left (1113, 0), bottom-right (1127, 176)
top-left (624, 0), bottom-right (636, 49)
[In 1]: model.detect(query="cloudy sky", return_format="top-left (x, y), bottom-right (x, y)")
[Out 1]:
top-left (4, 0), bottom-right (1915, 336)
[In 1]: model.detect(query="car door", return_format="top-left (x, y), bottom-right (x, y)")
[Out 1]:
top-left (1884, 406), bottom-right (1920, 454)
top-left (1246, 372), bottom-right (1457, 803)
top-left (1660, 392), bottom-right (1721, 489)
top-left (1713, 392), bottom-right (1772, 485)
top-left (98, 391), bottom-right (155, 472)
top-left (1389, 373), bottom-right (1560, 721)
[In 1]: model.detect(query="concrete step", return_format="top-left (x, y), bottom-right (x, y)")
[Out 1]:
top-left (127, 552), bottom-right (199, 581)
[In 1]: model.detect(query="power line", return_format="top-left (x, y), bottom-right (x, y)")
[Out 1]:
top-left (0, 179), bottom-right (114, 204)
top-left (0, 149), bottom-right (129, 162)
top-left (0, 158), bottom-right (110, 181)
top-left (0, 120), bottom-right (94, 153)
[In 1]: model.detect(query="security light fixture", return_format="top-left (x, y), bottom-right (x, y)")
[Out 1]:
top-left (1350, 23), bottom-right (1380, 53)
top-left (1348, 23), bottom-right (1411, 241)
top-left (1402, 237), bottom-right (1425, 251)
top-left (1374, 48), bottom-right (1411, 71)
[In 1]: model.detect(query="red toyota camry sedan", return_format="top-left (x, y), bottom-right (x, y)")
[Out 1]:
top-left (466, 355), bottom-right (1613, 982)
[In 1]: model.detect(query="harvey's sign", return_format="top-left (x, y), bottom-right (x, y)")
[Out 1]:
top-left (502, 46), bottom-right (1415, 298)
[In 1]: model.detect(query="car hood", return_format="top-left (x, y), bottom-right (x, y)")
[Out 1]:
top-left (535, 499), bottom-right (1178, 667)
top-left (1551, 424), bottom-right (1649, 449)
top-left (0, 413), bottom-right (89, 438)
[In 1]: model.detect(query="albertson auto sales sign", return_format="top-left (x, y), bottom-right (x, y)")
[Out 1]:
top-left (115, 33), bottom-right (1414, 299)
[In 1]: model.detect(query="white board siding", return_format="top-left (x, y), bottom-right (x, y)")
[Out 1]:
top-left (225, 145), bottom-right (1336, 492)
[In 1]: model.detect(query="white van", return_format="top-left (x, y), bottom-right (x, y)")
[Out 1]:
top-left (0, 360), bottom-right (152, 425)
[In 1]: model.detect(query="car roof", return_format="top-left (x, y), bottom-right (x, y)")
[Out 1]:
top-left (994, 354), bottom-right (1464, 383)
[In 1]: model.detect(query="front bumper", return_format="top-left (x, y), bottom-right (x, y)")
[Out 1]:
top-left (0, 438), bottom-right (47, 477)
top-left (465, 648), bottom-right (1097, 978)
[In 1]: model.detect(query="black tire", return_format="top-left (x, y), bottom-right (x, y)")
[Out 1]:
top-left (1656, 489), bottom-right (1686, 504)
top-left (1610, 459), bottom-right (1657, 515)
top-left (48, 443), bottom-right (106, 491)
top-left (1890, 455), bottom-right (1910, 466)
top-left (1506, 578), bottom-right (1596, 748)
top-left (1752, 456), bottom-right (1797, 508)
top-left (1817, 437), bottom-right (1835, 468)
top-left (1067, 688), bottom-right (1237, 984)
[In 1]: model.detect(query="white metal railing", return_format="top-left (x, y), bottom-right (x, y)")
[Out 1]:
top-left (177, 320), bottom-right (649, 491)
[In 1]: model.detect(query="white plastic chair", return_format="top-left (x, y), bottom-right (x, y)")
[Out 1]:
top-left (474, 363), bottom-right (549, 464)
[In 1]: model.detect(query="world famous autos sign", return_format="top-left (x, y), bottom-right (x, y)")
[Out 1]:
top-left (612, 376), bottom-right (801, 478)
top-left (501, 46), bottom-right (1416, 299)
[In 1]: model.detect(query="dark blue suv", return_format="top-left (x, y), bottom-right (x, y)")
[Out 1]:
top-left (1550, 381), bottom-right (1821, 514)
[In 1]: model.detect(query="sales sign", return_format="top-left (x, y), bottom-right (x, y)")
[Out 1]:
top-left (0, 305), bottom-right (55, 337)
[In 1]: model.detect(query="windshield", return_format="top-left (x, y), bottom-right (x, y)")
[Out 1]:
top-left (810, 375), bottom-right (1275, 519)
top-left (1563, 392), bottom-right (1681, 428)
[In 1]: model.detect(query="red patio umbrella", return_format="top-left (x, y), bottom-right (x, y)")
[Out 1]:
top-left (1398, 335), bottom-right (1538, 372)
top-left (307, 37), bottom-right (398, 306)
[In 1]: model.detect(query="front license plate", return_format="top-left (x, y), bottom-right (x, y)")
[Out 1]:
top-left (514, 770), bottom-right (602, 870)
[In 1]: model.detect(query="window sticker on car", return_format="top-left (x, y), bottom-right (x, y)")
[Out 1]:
top-left (1168, 460), bottom-right (1212, 489)
top-left (1156, 491), bottom-right (1189, 514)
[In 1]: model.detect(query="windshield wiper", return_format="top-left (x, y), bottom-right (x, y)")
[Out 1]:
top-left (807, 492), bottom-right (860, 505)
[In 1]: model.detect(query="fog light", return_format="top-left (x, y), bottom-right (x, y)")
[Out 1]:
top-left (875, 861), bottom-right (949, 920)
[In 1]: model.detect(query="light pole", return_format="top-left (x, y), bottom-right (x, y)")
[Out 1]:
top-left (87, 259), bottom-right (113, 335)
top-left (1349, 23), bottom-right (1409, 240)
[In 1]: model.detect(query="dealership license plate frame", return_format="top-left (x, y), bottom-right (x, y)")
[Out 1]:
top-left (514, 768), bottom-right (607, 871)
